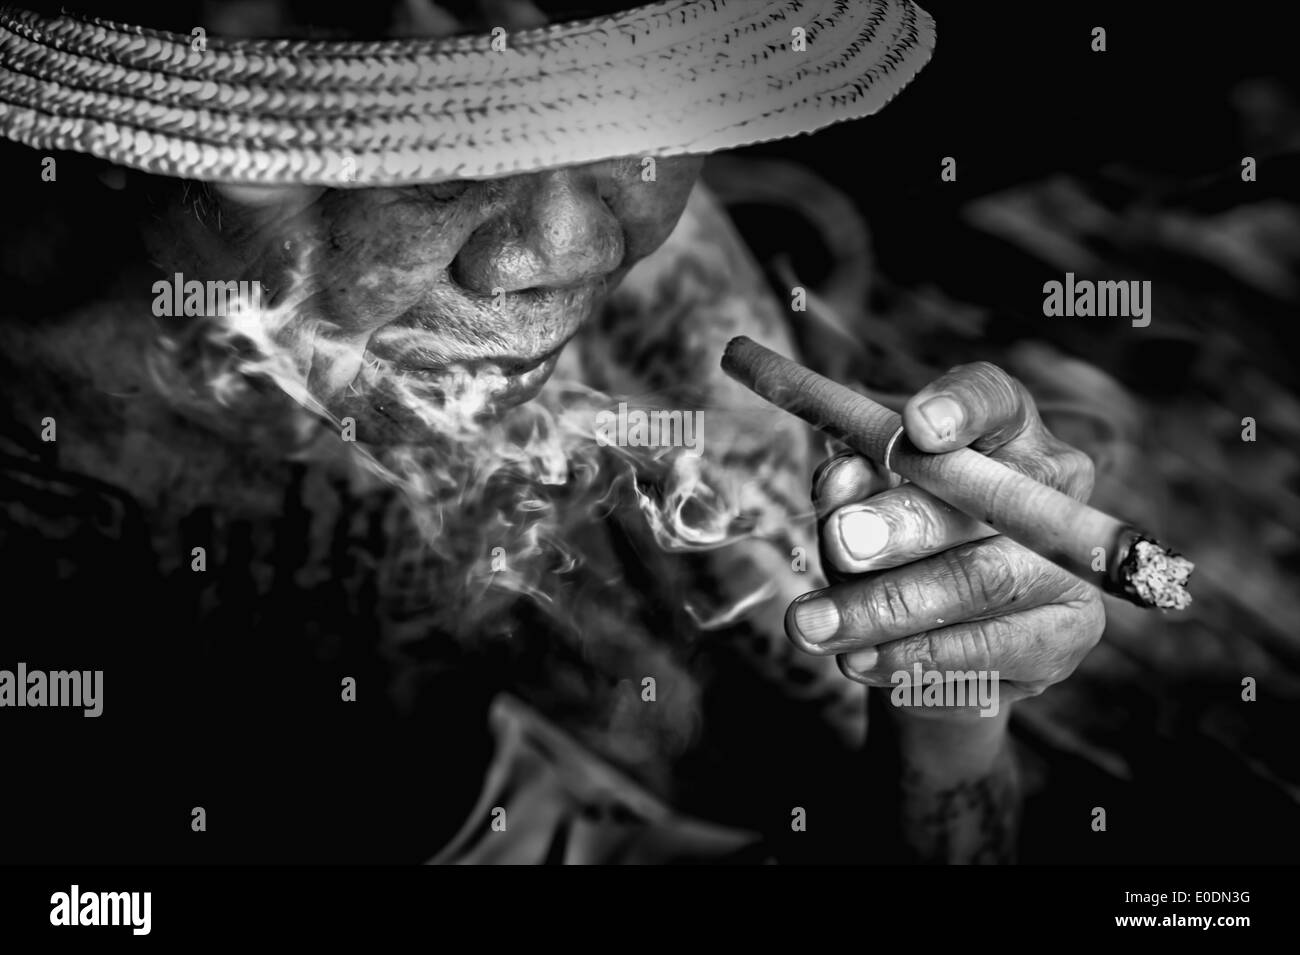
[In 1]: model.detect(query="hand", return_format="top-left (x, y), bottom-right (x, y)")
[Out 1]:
top-left (784, 361), bottom-right (1106, 721)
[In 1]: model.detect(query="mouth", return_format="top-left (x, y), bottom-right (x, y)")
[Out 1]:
top-left (365, 283), bottom-right (603, 410)
top-left (380, 332), bottom-right (575, 411)
top-left (440, 344), bottom-right (567, 405)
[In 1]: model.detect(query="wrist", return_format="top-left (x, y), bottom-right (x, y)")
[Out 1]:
top-left (880, 692), bottom-right (1013, 780)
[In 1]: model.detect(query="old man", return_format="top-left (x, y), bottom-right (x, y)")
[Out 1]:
top-left (0, 0), bottom-right (1102, 863)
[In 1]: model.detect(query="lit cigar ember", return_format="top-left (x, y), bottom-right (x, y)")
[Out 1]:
top-left (1121, 537), bottom-right (1195, 610)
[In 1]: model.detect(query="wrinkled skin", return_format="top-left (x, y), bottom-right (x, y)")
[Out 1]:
top-left (128, 0), bottom-right (705, 416)
top-left (175, 157), bottom-right (702, 414)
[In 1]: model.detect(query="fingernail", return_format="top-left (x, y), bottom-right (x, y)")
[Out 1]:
top-left (837, 508), bottom-right (889, 561)
top-left (793, 596), bottom-right (840, 644)
top-left (920, 395), bottom-right (964, 443)
top-left (846, 647), bottom-right (878, 672)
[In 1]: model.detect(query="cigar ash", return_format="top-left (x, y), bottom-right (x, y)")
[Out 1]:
top-left (1120, 537), bottom-right (1195, 610)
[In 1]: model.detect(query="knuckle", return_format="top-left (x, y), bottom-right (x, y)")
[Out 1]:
top-left (910, 496), bottom-right (951, 552)
top-left (982, 546), bottom-right (1025, 603)
top-left (943, 543), bottom-right (1019, 612)
top-left (1016, 446), bottom-right (1092, 499)
top-left (1037, 434), bottom-right (1096, 498)
top-left (915, 631), bottom-right (943, 671)
top-left (866, 576), bottom-right (913, 633)
top-left (947, 551), bottom-right (986, 607)
top-left (957, 620), bottom-right (997, 671)
top-left (1018, 450), bottom-right (1066, 489)
top-left (1066, 448), bottom-right (1097, 500)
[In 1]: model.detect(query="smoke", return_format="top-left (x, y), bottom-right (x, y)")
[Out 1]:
top-left (143, 238), bottom-right (780, 775)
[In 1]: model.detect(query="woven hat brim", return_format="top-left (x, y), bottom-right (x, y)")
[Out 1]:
top-left (0, 0), bottom-right (935, 186)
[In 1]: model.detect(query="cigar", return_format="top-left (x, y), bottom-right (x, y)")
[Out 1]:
top-left (721, 336), bottom-right (1193, 610)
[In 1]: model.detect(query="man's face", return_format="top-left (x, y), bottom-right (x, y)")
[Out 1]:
top-left (178, 155), bottom-right (701, 424)
top-left (124, 0), bottom-right (707, 433)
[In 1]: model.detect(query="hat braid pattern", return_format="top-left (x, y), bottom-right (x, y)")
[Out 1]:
top-left (0, 0), bottom-right (933, 184)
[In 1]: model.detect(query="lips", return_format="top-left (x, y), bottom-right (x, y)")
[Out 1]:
top-left (470, 344), bottom-right (563, 379)
top-left (372, 332), bottom-right (574, 411)
top-left (390, 333), bottom-right (568, 379)
top-left (363, 284), bottom-right (601, 408)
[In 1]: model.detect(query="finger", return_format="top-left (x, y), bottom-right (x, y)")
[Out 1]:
top-left (821, 484), bottom-right (996, 575)
top-left (786, 536), bottom-right (1072, 655)
top-left (901, 362), bottom-right (1096, 500)
top-left (811, 449), bottom-right (896, 520)
top-left (836, 595), bottom-right (1104, 687)
top-left (902, 361), bottom-right (1046, 454)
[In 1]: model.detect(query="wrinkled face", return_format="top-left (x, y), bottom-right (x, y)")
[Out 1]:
top-left (182, 155), bottom-right (701, 420)
top-left (114, 0), bottom-right (706, 438)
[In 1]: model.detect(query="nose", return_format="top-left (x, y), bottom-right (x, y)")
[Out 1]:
top-left (453, 168), bottom-right (624, 295)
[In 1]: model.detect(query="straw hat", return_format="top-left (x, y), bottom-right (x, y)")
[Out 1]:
top-left (0, 0), bottom-right (935, 186)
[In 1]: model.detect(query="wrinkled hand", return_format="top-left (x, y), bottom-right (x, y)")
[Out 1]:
top-left (785, 362), bottom-right (1106, 720)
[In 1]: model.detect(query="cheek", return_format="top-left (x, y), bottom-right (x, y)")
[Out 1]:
top-left (313, 193), bottom-right (474, 335)
top-left (610, 155), bottom-right (703, 261)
